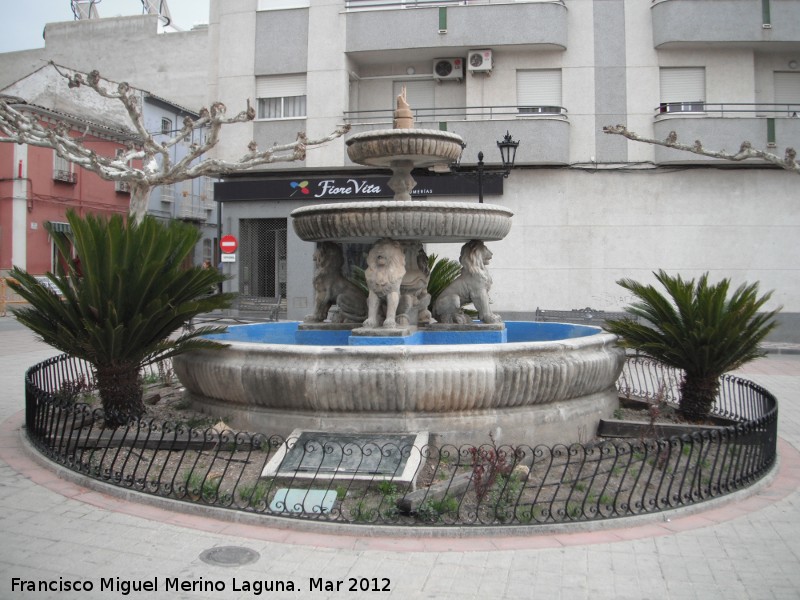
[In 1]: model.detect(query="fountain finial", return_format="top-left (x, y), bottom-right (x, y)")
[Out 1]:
top-left (393, 85), bottom-right (414, 129)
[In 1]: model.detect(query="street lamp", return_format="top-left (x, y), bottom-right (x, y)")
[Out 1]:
top-left (497, 131), bottom-right (520, 174)
top-left (472, 131), bottom-right (520, 203)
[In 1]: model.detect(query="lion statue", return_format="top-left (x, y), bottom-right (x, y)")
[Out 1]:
top-left (363, 238), bottom-right (406, 329)
top-left (432, 240), bottom-right (501, 325)
top-left (305, 242), bottom-right (367, 324)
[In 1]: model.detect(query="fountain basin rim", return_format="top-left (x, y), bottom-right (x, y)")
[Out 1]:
top-left (291, 200), bottom-right (513, 216)
top-left (346, 128), bottom-right (466, 146)
top-left (207, 322), bottom-right (618, 354)
top-left (290, 200), bottom-right (514, 243)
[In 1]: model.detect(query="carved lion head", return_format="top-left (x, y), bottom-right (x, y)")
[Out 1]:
top-left (366, 238), bottom-right (405, 287)
top-left (459, 240), bottom-right (492, 275)
top-left (313, 241), bottom-right (344, 274)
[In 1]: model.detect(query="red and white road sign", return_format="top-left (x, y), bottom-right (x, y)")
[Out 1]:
top-left (220, 235), bottom-right (238, 254)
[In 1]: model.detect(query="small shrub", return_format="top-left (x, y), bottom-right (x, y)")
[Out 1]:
top-left (376, 480), bottom-right (397, 497)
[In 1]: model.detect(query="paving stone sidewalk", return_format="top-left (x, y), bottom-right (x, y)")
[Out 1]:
top-left (1, 316), bottom-right (799, 600)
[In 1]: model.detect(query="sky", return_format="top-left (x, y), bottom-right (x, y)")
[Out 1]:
top-left (0, 0), bottom-right (210, 54)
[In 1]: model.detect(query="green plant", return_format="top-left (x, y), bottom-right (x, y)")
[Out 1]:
top-left (376, 480), bottom-right (397, 497)
top-left (9, 211), bottom-right (234, 427)
top-left (351, 499), bottom-right (377, 522)
top-left (184, 469), bottom-right (220, 501)
top-left (567, 502), bottom-right (582, 519)
top-left (490, 474), bottom-right (523, 522)
top-left (605, 270), bottom-right (779, 420)
top-left (238, 481), bottom-right (271, 506)
top-left (425, 253), bottom-right (462, 307)
top-left (335, 485), bottom-right (348, 501)
top-left (417, 495), bottom-right (459, 522)
top-left (53, 376), bottom-right (90, 405)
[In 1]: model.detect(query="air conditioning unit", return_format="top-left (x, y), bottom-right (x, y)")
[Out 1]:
top-left (467, 49), bottom-right (493, 73)
top-left (433, 58), bottom-right (464, 81)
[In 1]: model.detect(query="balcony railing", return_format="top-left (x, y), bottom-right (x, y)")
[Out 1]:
top-left (53, 170), bottom-right (77, 184)
top-left (346, 0), bottom-right (563, 11)
top-left (177, 195), bottom-right (212, 222)
top-left (656, 103), bottom-right (800, 118)
top-left (114, 181), bottom-right (131, 194)
top-left (344, 105), bottom-right (568, 126)
top-left (345, 105), bottom-right (570, 165)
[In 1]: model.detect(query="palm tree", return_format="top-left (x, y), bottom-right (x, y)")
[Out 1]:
top-left (605, 270), bottom-right (779, 420)
top-left (425, 253), bottom-right (462, 307)
top-left (10, 211), bottom-right (235, 426)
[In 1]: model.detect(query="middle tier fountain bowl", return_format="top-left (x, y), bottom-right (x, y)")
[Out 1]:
top-left (172, 321), bottom-right (625, 446)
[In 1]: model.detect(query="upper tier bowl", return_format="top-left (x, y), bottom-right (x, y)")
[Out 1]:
top-left (346, 128), bottom-right (465, 168)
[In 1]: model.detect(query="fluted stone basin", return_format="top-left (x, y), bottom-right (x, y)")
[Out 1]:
top-left (173, 322), bottom-right (626, 446)
top-left (346, 128), bottom-right (464, 168)
top-left (291, 200), bottom-right (513, 243)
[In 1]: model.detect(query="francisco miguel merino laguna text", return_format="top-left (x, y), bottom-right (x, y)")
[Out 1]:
top-left (11, 576), bottom-right (392, 594)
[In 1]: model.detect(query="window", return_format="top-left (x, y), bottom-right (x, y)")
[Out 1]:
top-left (256, 75), bottom-right (307, 119)
top-left (659, 67), bottom-right (705, 113)
top-left (392, 80), bottom-right (435, 119)
top-left (517, 70), bottom-right (562, 114)
top-left (52, 151), bottom-right (76, 183)
top-left (774, 72), bottom-right (800, 116)
top-left (161, 117), bottom-right (172, 135)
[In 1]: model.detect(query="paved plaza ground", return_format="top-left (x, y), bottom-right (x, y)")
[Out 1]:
top-left (1, 316), bottom-right (799, 599)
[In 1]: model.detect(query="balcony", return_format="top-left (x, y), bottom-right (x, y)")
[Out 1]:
top-left (345, 105), bottom-right (570, 165)
top-left (652, 0), bottom-right (800, 48)
top-left (652, 103), bottom-right (800, 164)
top-left (53, 169), bottom-right (77, 184)
top-left (177, 195), bottom-right (211, 222)
top-left (346, 0), bottom-right (567, 61)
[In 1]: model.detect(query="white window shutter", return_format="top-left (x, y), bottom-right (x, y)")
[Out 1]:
top-left (660, 67), bottom-right (705, 103)
top-left (517, 70), bottom-right (562, 106)
top-left (256, 74), bottom-right (307, 99)
top-left (774, 72), bottom-right (800, 107)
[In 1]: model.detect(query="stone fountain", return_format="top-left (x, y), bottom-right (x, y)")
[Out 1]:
top-left (173, 90), bottom-right (625, 446)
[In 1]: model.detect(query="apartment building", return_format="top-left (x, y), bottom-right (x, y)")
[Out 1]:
top-left (207, 0), bottom-right (799, 339)
top-left (1, 63), bottom-right (218, 273)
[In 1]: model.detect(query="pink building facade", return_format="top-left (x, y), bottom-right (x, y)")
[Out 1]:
top-left (1, 116), bottom-right (133, 276)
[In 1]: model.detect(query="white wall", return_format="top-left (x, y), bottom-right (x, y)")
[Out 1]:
top-left (468, 167), bottom-right (798, 315)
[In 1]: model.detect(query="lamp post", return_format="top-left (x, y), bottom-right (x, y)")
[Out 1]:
top-left (473, 131), bottom-right (520, 203)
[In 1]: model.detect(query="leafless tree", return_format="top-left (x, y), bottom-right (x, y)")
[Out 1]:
top-left (0, 62), bottom-right (350, 222)
top-left (603, 124), bottom-right (799, 174)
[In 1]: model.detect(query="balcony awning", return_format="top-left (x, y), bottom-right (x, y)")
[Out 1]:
top-left (46, 221), bottom-right (71, 234)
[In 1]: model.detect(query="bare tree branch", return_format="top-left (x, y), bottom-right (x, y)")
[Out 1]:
top-left (603, 124), bottom-right (799, 174)
top-left (1, 63), bottom-right (351, 222)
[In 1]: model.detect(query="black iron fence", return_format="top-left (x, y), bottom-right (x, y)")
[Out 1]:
top-left (24, 355), bottom-right (777, 527)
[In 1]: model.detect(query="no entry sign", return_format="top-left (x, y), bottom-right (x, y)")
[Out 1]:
top-left (220, 235), bottom-right (238, 254)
